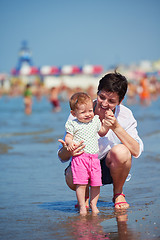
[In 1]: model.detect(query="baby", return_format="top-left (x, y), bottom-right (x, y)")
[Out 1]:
top-left (65, 92), bottom-right (109, 215)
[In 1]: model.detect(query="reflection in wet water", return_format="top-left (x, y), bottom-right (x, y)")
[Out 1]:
top-left (61, 214), bottom-right (111, 239)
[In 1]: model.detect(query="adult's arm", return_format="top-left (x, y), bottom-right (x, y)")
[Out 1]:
top-left (58, 139), bottom-right (72, 162)
top-left (112, 123), bottom-right (140, 157)
top-left (105, 109), bottom-right (141, 157)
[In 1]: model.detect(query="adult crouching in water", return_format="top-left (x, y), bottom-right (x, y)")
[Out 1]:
top-left (58, 72), bottom-right (144, 210)
top-left (24, 83), bottom-right (32, 115)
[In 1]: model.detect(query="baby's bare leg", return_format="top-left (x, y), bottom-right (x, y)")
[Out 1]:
top-left (76, 185), bottom-right (87, 216)
top-left (90, 186), bottom-right (100, 214)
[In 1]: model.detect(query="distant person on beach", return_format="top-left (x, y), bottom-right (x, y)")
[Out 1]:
top-left (65, 92), bottom-right (109, 215)
top-left (58, 72), bottom-right (144, 211)
top-left (49, 87), bottom-right (61, 112)
top-left (127, 81), bottom-right (137, 105)
top-left (24, 83), bottom-right (32, 114)
top-left (138, 75), bottom-right (151, 106)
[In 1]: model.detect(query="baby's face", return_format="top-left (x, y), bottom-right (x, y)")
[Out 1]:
top-left (74, 101), bottom-right (94, 123)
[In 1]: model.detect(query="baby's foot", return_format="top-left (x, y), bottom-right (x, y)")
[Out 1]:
top-left (79, 206), bottom-right (87, 216)
top-left (90, 205), bottom-right (99, 215)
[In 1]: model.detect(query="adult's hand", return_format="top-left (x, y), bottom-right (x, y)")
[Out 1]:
top-left (58, 139), bottom-right (67, 148)
top-left (104, 109), bottom-right (118, 130)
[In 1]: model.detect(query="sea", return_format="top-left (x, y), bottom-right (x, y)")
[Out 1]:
top-left (0, 95), bottom-right (160, 240)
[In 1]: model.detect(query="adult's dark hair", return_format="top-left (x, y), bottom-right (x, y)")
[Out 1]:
top-left (97, 72), bottom-right (128, 103)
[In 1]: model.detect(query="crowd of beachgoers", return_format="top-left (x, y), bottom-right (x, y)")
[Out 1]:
top-left (0, 71), bottom-right (160, 114)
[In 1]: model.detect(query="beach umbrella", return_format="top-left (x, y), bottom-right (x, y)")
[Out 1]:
top-left (19, 65), bottom-right (31, 75)
top-left (40, 66), bottom-right (51, 75)
top-left (82, 65), bottom-right (103, 75)
top-left (19, 66), bottom-right (39, 75)
top-left (40, 66), bottom-right (60, 75)
top-left (61, 65), bottom-right (81, 75)
top-left (29, 66), bottom-right (39, 75)
top-left (50, 66), bottom-right (60, 75)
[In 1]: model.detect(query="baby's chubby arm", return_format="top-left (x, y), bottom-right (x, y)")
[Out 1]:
top-left (65, 132), bottom-right (77, 151)
top-left (98, 120), bottom-right (109, 137)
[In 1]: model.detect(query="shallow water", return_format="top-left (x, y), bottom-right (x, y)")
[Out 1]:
top-left (0, 95), bottom-right (160, 240)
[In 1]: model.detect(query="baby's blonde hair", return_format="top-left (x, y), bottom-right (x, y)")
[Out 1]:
top-left (69, 92), bottom-right (92, 111)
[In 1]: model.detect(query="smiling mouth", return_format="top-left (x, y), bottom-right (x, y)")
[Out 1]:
top-left (101, 105), bottom-right (114, 112)
top-left (101, 105), bottom-right (109, 110)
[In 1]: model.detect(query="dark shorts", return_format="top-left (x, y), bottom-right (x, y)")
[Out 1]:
top-left (64, 154), bottom-right (113, 185)
top-left (100, 156), bottom-right (113, 185)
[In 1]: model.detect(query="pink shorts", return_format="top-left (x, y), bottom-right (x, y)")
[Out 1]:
top-left (71, 153), bottom-right (102, 186)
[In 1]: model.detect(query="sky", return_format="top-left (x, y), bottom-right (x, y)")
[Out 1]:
top-left (0, 0), bottom-right (160, 73)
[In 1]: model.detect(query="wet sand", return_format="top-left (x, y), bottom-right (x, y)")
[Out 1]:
top-left (0, 96), bottom-right (160, 239)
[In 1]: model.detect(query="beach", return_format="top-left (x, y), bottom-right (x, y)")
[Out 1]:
top-left (0, 95), bottom-right (160, 240)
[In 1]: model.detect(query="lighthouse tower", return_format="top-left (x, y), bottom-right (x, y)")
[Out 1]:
top-left (11, 41), bottom-right (39, 76)
top-left (16, 40), bottom-right (33, 71)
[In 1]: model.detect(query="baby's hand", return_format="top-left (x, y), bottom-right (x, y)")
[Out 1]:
top-left (66, 142), bottom-right (77, 151)
top-left (105, 109), bottom-right (114, 118)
